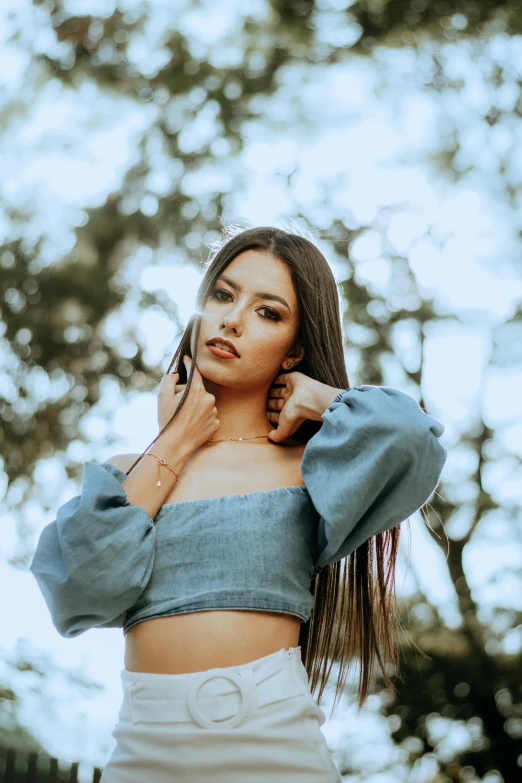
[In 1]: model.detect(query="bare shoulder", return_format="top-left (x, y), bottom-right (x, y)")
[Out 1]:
top-left (281, 438), bottom-right (306, 453)
top-left (104, 453), bottom-right (143, 472)
top-left (276, 439), bottom-right (306, 480)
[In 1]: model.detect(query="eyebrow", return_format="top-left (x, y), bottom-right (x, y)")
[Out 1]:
top-left (217, 274), bottom-right (292, 313)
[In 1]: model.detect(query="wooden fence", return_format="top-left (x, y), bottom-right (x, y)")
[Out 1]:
top-left (0, 747), bottom-right (103, 782)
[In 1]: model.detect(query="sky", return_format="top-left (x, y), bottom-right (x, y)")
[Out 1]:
top-left (1, 2), bottom-right (521, 781)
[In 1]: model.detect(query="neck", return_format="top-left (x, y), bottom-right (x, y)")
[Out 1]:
top-left (202, 379), bottom-right (274, 443)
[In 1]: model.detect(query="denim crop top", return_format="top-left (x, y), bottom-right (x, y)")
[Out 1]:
top-left (30, 385), bottom-right (447, 638)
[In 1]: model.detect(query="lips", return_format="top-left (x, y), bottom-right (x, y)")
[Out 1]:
top-left (206, 339), bottom-right (240, 356)
top-left (207, 344), bottom-right (239, 360)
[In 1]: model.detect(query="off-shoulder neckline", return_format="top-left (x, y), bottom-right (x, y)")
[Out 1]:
top-left (98, 461), bottom-right (310, 517)
top-left (156, 484), bottom-right (309, 516)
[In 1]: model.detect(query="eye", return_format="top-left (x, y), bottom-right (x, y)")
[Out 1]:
top-left (211, 288), bottom-right (282, 322)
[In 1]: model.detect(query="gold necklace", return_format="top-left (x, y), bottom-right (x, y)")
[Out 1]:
top-left (208, 433), bottom-right (271, 443)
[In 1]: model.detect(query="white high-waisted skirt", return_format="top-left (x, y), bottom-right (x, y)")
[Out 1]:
top-left (100, 645), bottom-right (341, 782)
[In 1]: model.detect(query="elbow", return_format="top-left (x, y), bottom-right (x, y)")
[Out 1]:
top-left (33, 552), bottom-right (155, 639)
top-left (410, 428), bottom-right (447, 508)
top-left (52, 581), bottom-right (149, 638)
top-left (54, 611), bottom-right (115, 638)
top-left (55, 618), bottom-right (91, 639)
top-left (422, 418), bottom-right (447, 478)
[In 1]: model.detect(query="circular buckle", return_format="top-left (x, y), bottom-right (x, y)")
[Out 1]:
top-left (187, 669), bottom-right (251, 729)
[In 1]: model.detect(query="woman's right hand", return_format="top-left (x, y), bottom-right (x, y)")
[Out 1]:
top-left (157, 355), bottom-right (220, 452)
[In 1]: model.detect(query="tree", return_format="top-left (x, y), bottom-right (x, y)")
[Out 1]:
top-left (2, 2), bottom-right (521, 779)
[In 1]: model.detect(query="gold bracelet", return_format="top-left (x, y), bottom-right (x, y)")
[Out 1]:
top-left (145, 453), bottom-right (180, 487)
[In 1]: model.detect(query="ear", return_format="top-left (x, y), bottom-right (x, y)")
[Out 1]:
top-left (285, 340), bottom-right (305, 368)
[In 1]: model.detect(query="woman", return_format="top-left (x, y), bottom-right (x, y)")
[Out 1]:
top-left (30, 226), bottom-right (447, 782)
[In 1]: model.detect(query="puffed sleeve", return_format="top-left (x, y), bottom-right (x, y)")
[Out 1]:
top-left (29, 461), bottom-right (156, 638)
top-left (301, 385), bottom-right (447, 574)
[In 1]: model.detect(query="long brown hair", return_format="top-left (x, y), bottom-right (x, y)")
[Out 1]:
top-left (125, 225), bottom-right (403, 716)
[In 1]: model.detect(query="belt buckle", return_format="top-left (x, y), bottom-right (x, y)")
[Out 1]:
top-left (187, 669), bottom-right (252, 730)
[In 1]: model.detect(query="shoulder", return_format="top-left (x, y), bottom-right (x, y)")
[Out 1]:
top-left (282, 439), bottom-right (307, 455)
top-left (103, 453), bottom-right (143, 472)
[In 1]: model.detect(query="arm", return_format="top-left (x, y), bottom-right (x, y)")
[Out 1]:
top-left (300, 385), bottom-right (447, 573)
top-left (116, 430), bottom-right (192, 521)
top-left (298, 382), bottom-right (347, 423)
top-left (29, 431), bottom-right (192, 638)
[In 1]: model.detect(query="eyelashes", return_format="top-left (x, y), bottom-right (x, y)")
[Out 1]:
top-left (210, 288), bottom-right (282, 322)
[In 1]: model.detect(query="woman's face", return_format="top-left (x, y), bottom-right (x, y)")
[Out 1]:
top-left (194, 249), bottom-right (304, 388)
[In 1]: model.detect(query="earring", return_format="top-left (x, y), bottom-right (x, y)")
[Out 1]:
top-left (287, 362), bottom-right (293, 368)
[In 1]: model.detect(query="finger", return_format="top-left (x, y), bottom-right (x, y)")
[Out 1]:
top-left (183, 354), bottom-right (200, 384)
top-left (160, 373), bottom-right (178, 391)
top-left (268, 411), bottom-right (290, 440)
top-left (269, 408), bottom-right (304, 443)
top-left (266, 411), bottom-right (279, 422)
top-left (269, 424), bottom-right (287, 442)
top-left (269, 421), bottom-right (295, 442)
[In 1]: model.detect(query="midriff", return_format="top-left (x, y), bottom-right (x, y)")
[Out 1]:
top-left (124, 610), bottom-right (302, 673)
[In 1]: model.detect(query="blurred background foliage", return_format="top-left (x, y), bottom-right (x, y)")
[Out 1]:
top-left (1, 0), bottom-right (522, 781)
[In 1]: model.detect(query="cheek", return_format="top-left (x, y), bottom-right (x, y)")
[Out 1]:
top-left (247, 331), bottom-right (290, 367)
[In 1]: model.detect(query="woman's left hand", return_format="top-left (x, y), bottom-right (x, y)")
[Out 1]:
top-left (267, 371), bottom-right (340, 443)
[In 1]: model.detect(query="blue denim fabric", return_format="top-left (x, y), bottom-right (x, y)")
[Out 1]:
top-left (29, 385), bottom-right (447, 638)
